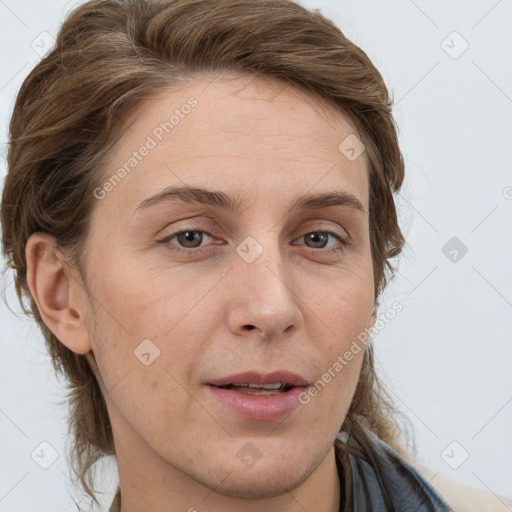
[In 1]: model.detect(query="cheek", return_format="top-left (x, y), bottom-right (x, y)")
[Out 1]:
top-left (309, 267), bottom-right (374, 343)
top-left (83, 248), bottom-right (219, 427)
top-left (87, 248), bottom-right (204, 344)
top-left (301, 265), bottom-right (373, 403)
top-left (90, 321), bottom-right (200, 444)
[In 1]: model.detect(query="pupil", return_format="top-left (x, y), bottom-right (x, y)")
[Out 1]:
top-left (307, 232), bottom-right (327, 248)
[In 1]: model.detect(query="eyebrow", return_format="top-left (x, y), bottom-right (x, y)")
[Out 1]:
top-left (135, 185), bottom-right (366, 215)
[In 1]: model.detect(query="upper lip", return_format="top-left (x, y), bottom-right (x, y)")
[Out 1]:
top-left (207, 370), bottom-right (310, 387)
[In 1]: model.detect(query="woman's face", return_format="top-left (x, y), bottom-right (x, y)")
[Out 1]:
top-left (81, 73), bottom-right (376, 500)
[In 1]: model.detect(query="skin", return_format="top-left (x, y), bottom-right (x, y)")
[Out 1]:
top-left (26, 73), bottom-right (377, 512)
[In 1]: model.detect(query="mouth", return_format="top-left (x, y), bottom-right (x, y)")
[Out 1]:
top-left (214, 383), bottom-right (297, 395)
top-left (205, 370), bottom-right (310, 421)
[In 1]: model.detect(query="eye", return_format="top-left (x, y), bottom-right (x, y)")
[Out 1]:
top-left (158, 228), bottom-right (216, 254)
top-left (295, 230), bottom-right (349, 253)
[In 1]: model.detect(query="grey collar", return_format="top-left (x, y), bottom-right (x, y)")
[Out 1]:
top-left (336, 428), bottom-right (453, 511)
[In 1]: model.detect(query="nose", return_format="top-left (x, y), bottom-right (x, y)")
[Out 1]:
top-left (226, 241), bottom-right (304, 341)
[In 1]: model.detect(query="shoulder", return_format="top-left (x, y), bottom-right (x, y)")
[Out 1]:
top-left (406, 458), bottom-right (512, 512)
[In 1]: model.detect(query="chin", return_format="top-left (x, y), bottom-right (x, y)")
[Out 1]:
top-left (206, 463), bottom-right (312, 500)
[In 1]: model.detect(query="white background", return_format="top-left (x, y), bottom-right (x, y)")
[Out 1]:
top-left (1, 0), bottom-right (511, 510)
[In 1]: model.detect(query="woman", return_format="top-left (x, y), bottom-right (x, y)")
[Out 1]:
top-left (1, 1), bottom-right (510, 510)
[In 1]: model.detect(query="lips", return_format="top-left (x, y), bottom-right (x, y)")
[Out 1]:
top-left (205, 371), bottom-right (310, 421)
top-left (207, 370), bottom-right (310, 389)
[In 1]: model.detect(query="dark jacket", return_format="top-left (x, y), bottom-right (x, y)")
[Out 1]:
top-left (339, 427), bottom-right (452, 511)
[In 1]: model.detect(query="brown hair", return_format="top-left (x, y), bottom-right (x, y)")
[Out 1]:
top-left (1, 0), bottom-right (412, 509)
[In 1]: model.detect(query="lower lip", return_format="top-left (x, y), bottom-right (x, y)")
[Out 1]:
top-left (206, 385), bottom-right (307, 421)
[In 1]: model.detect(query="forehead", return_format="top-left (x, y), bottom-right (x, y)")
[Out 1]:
top-left (96, 72), bottom-right (369, 215)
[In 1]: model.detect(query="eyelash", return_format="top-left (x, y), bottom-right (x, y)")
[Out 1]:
top-left (157, 227), bottom-right (350, 256)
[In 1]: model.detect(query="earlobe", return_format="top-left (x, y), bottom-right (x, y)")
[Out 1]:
top-left (25, 232), bottom-right (92, 355)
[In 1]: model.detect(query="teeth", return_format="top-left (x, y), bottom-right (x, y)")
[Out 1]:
top-left (238, 388), bottom-right (282, 395)
top-left (223, 383), bottom-right (283, 389)
top-left (245, 383), bottom-right (282, 389)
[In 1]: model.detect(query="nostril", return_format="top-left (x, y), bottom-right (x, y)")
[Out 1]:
top-left (244, 325), bottom-right (269, 339)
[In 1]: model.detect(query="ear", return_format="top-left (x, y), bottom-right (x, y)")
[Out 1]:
top-left (25, 232), bottom-right (92, 355)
